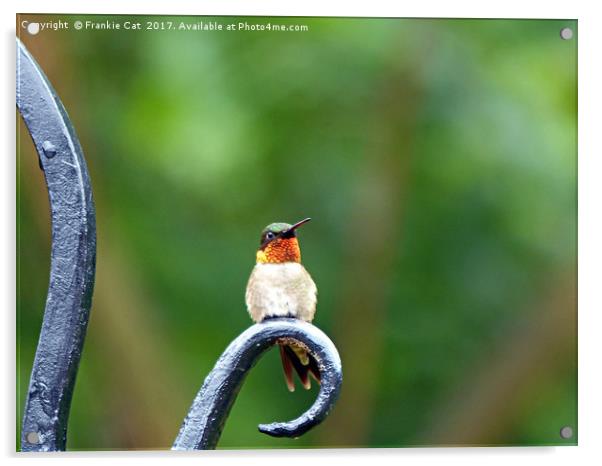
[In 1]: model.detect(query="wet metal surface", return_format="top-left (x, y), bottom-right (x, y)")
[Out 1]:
top-left (172, 318), bottom-right (342, 450)
top-left (17, 38), bottom-right (97, 452)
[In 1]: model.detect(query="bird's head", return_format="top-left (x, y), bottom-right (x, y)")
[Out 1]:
top-left (255, 218), bottom-right (311, 264)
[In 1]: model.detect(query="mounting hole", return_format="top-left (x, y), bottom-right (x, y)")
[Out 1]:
top-left (560, 426), bottom-right (573, 439)
top-left (560, 27), bottom-right (573, 40)
top-left (26, 431), bottom-right (40, 444)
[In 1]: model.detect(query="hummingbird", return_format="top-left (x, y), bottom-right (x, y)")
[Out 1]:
top-left (245, 218), bottom-right (320, 391)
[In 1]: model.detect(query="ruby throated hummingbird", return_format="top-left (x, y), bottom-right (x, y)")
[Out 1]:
top-left (245, 218), bottom-right (320, 391)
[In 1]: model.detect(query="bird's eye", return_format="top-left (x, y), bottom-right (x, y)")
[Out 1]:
top-left (266, 231), bottom-right (275, 240)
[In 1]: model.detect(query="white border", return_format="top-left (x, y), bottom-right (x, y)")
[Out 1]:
top-left (3, 1), bottom-right (601, 466)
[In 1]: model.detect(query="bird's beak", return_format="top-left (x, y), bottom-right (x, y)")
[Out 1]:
top-left (283, 218), bottom-right (311, 235)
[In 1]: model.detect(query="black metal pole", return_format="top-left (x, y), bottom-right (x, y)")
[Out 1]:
top-left (172, 318), bottom-right (343, 450)
top-left (17, 38), bottom-right (97, 452)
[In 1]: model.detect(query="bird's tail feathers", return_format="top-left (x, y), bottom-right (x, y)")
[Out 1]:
top-left (278, 341), bottom-right (320, 392)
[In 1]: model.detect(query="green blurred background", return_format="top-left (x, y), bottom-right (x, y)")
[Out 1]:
top-left (17, 16), bottom-right (577, 450)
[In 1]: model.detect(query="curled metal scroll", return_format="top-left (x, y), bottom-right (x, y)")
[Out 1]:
top-left (17, 38), bottom-right (97, 452)
top-left (172, 318), bottom-right (343, 450)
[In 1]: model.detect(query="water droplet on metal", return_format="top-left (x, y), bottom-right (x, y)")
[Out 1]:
top-left (42, 141), bottom-right (56, 158)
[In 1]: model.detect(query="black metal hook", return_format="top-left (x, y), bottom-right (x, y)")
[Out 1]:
top-left (172, 318), bottom-right (343, 450)
top-left (17, 38), bottom-right (97, 452)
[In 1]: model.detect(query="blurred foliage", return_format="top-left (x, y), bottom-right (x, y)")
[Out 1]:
top-left (17, 16), bottom-right (577, 450)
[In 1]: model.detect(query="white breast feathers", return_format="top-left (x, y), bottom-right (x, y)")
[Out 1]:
top-left (245, 262), bottom-right (317, 323)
